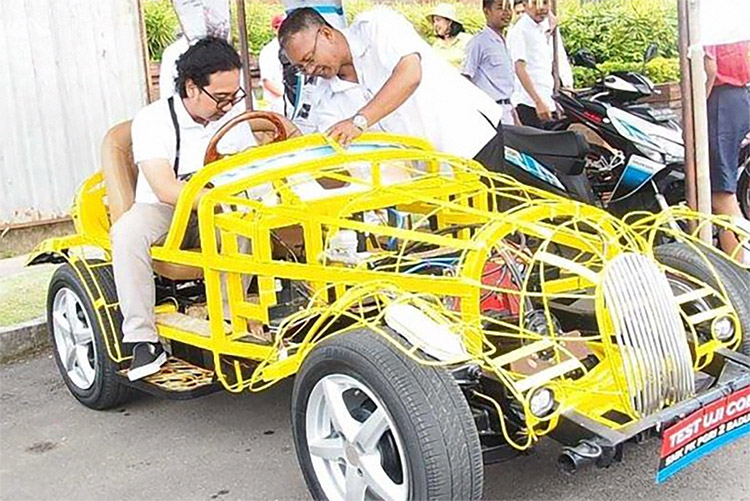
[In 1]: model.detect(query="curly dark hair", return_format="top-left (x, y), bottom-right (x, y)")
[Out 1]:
top-left (175, 37), bottom-right (241, 98)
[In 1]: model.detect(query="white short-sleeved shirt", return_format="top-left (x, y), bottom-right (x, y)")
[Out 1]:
top-left (158, 36), bottom-right (190, 98)
top-left (308, 77), bottom-right (372, 133)
top-left (318, 8), bottom-right (503, 159)
top-left (258, 37), bottom-right (285, 113)
top-left (131, 97), bottom-right (257, 204)
top-left (507, 14), bottom-right (574, 109)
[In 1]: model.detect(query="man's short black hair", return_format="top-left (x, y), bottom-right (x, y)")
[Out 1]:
top-left (175, 36), bottom-right (241, 98)
top-left (278, 7), bottom-right (332, 49)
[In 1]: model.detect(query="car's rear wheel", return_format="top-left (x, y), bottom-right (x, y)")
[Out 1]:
top-left (292, 329), bottom-right (483, 501)
top-left (48, 262), bottom-right (131, 409)
top-left (654, 243), bottom-right (750, 355)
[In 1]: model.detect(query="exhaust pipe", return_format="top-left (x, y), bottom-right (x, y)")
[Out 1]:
top-left (557, 440), bottom-right (603, 475)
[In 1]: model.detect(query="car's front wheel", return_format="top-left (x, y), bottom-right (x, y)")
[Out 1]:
top-left (292, 329), bottom-right (483, 501)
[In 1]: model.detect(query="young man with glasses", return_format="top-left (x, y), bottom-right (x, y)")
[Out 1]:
top-left (111, 37), bottom-right (256, 380)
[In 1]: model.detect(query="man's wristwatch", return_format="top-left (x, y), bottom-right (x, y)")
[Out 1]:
top-left (352, 114), bottom-right (369, 132)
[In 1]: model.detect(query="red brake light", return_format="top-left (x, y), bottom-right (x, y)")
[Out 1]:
top-left (582, 110), bottom-right (603, 124)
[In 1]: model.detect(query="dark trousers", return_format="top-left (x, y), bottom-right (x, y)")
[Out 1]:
top-left (516, 104), bottom-right (559, 130)
top-left (707, 85), bottom-right (750, 194)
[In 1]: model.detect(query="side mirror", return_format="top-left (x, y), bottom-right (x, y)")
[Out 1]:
top-left (572, 49), bottom-right (598, 70)
top-left (644, 43), bottom-right (659, 64)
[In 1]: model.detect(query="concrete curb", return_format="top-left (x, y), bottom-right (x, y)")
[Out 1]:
top-left (0, 317), bottom-right (50, 363)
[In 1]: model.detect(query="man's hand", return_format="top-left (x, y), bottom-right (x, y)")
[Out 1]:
top-left (326, 118), bottom-right (364, 148)
top-left (547, 12), bottom-right (558, 36)
top-left (535, 100), bottom-right (553, 122)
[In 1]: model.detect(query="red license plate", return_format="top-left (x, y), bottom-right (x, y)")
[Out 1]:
top-left (657, 385), bottom-right (750, 482)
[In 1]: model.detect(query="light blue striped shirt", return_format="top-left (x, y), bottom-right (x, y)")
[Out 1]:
top-left (462, 26), bottom-right (515, 102)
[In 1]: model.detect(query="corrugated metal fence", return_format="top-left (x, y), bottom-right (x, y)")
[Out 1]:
top-left (0, 0), bottom-right (148, 226)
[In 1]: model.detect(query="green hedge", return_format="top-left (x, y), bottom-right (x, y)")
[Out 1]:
top-left (142, 0), bottom-right (285, 59)
top-left (143, 0), bottom-right (179, 61)
top-left (559, 0), bottom-right (678, 63)
top-left (559, 0), bottom-right (680, 86)
top-left (143, 0), bottom-right (681, 85)
top-left (572, 56), bottom-right (680, 88)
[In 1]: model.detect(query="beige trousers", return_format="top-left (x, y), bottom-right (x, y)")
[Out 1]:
top-left (111, 203), bottom-right (201, 344)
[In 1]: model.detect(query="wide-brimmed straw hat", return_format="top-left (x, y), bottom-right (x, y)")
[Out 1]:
top-left (426, 3), bottom-right (461, 24)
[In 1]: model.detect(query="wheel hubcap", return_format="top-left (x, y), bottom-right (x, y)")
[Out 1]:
top-left (52, 287), bottom-right (97, 390)
top-left (306, 374), bottom-right (408, 501)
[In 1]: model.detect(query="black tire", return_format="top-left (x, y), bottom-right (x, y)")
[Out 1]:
top-left (738, 167), bottom-right (749, 220)
top-left (292, 329), bottom-right (483, 501)
top-left (654, 243), bottom-right (750, 355)
top-left (47, 262), bottom-right (132, 409)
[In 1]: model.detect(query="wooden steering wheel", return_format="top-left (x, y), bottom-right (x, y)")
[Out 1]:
top-left (203, 111), bottom-right (297, 165)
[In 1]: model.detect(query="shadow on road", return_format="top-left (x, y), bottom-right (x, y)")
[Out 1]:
top-left (1, 353), bottom-right (747, 501)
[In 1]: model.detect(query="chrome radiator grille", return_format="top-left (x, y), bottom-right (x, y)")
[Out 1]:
top-left (600, 253), bottom-right (695, 417)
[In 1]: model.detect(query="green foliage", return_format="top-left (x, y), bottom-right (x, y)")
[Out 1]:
top-left (556, 0), bottom-right (681, 86)
top-left (143, 0), bottom-right (179, 61)
top-left (644, 56), bottom-right (681, 85)
top-left (237, 1), bottom-right (285, 56)
top-left (142, 0), bottom-right (681, 86)
top-left (558, 0), bottom-right (678, 63)
top-left (572, 56), bottom-right (680, 88)
top-left (344, 1), bottom-right (484, 42)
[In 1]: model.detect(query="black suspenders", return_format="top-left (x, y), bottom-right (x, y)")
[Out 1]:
top-left (167, 96), bottom-right (181, 176)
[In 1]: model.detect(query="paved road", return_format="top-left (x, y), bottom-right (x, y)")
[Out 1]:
top-left (1, 352), bottom-right (748, 501)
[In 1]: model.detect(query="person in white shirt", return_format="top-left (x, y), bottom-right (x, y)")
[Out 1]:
top-left (507, 0), bottom-right (573, 128)
top-left (158, 1), bottom-right (237, 100)
top-left (259, 14), bottom-right (287, 114)
top-left (112, 38), bottom-right (256, 380)
top-left (159, 35), bottom-right (190, 98)
top-left (278, 7), bottom-right (506, 172)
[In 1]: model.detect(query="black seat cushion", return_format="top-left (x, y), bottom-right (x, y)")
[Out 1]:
top-left (504, 125), bottom-right (590, 176)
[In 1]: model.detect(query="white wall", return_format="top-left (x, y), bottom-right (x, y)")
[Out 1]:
top-left (0, 0), bottom-right (148, 226)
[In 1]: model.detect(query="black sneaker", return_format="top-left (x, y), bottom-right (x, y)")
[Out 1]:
top-left (127, 342), bottom-right (167, 381)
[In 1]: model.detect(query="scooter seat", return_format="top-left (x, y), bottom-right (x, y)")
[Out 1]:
top-left (504, 125), bottom-right (589, 175)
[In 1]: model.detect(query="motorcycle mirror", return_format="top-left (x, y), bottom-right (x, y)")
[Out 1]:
top-left (572, 49), bottom-right (598, 70)
top-left (644, 43), bottom-right (659, 64)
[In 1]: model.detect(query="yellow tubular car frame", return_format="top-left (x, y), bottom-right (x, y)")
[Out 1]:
top-left (32, 131), bottom-right (750, 493)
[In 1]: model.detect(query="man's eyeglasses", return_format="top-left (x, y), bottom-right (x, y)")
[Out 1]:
top-left (292, 28), bottom-right (322, 73)
top-left (200, 86), bottom-right (247, 110)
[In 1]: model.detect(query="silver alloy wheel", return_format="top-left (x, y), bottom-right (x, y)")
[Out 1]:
top-left (306, 374), bottom-right (409, 501)
top-left (52, 287), bottom-right (97, 390)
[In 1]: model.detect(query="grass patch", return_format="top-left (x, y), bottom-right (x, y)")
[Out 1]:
top-left (0, 265), bottom-right (57, 327)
